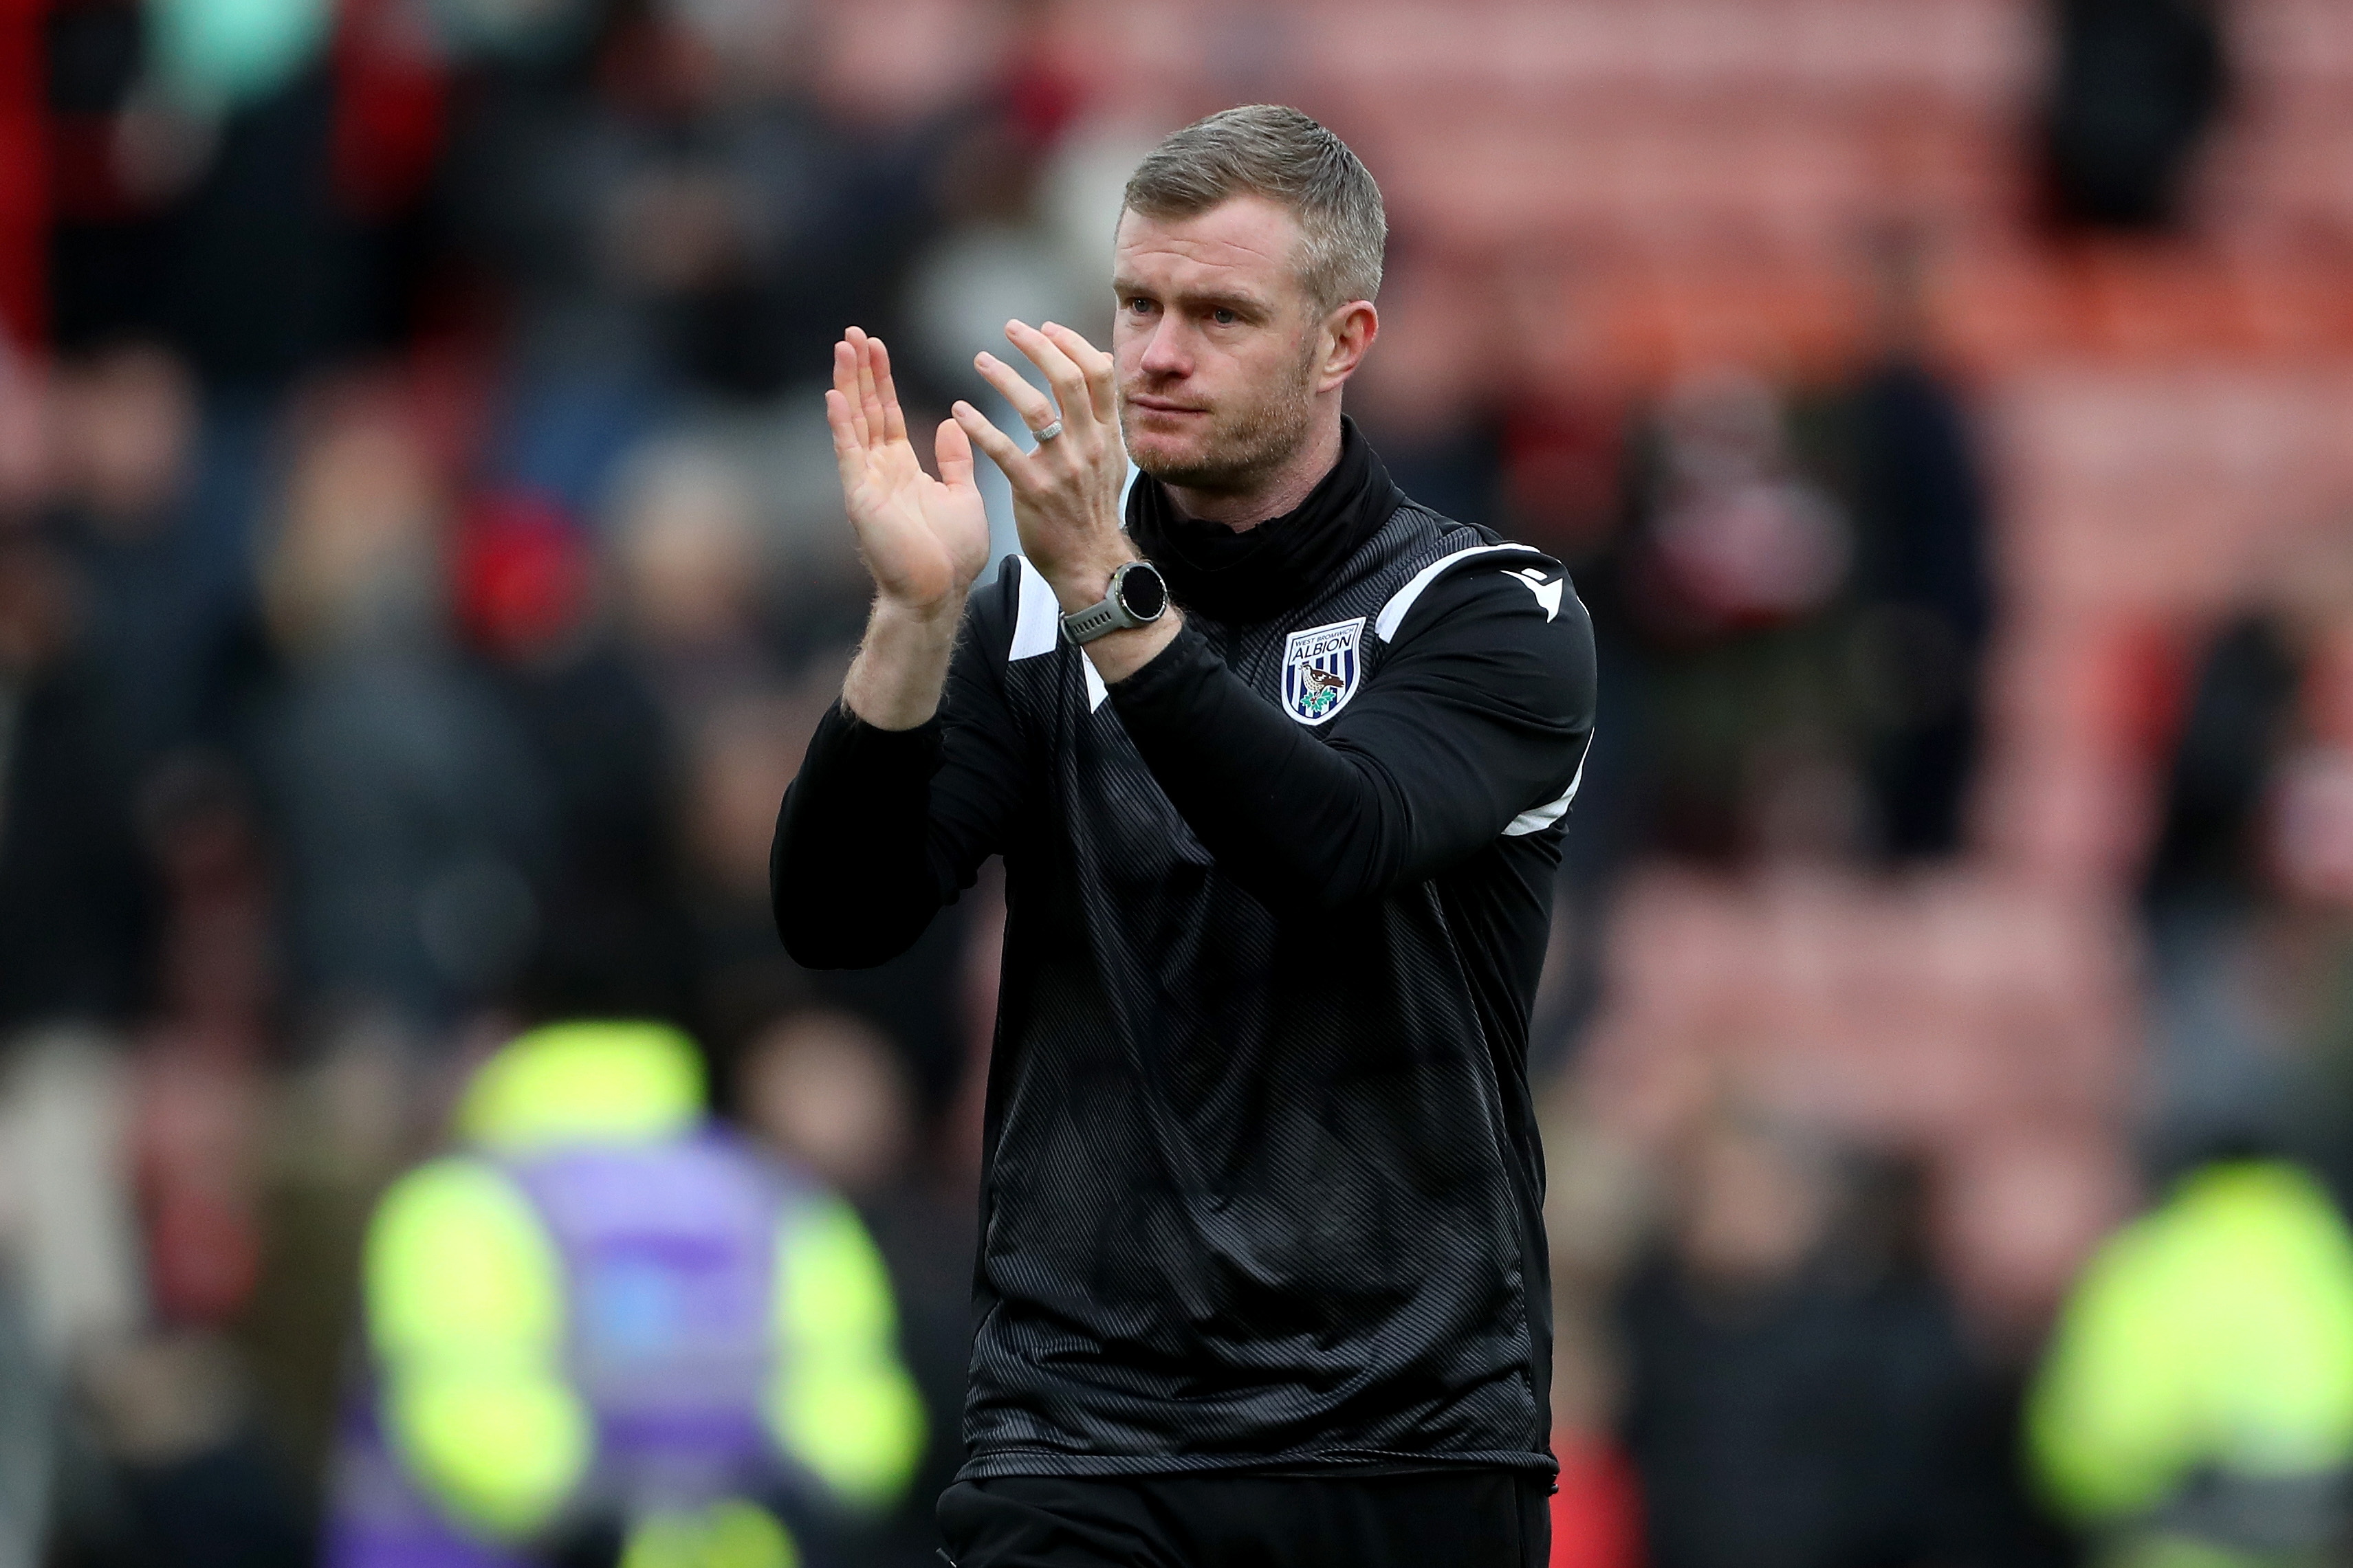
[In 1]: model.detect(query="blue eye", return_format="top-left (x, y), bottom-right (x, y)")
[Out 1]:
top-left (1212, 309), bottom-right (1236, 326)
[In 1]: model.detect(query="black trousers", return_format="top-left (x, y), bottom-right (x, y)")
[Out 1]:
top-left (937, 1470), bottom-right (1550, 1568)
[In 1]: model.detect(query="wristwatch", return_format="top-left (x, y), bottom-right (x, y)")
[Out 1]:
top-left (1060, 560), bottom-right (1170, 645)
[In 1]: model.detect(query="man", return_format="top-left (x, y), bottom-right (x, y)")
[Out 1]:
top-left (326, 1019), bottom-right (926, 1567)
top-left (772, 105), bottom-right (1595, 1567)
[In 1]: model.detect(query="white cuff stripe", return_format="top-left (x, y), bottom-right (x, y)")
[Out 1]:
top-left (1008, 555), bottom-right (1108, 711)
top-left (1502, 752), bottom-right (1587, 838)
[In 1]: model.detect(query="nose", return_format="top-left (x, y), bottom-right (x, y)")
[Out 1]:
top-left (1137, 314), bottom-right (1190, 380)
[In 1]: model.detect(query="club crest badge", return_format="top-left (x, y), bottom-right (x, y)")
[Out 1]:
top-left (1281, 617), bottom-right (1366, 727)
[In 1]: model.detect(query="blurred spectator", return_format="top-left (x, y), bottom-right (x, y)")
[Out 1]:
top-left (1606, 368), bottom-right (1863, 863)
top-left (2028, 1157), bottom-right (2353, 1563)
top-left (900, 101), bottom-right (1096, 571)
top-left (144, 0), bottom-right (333, 112)
top-left (0, 347), bottom-right (50, 521)
top-left (737, 1011), bottom-right (916, 1208)
top-left (737, 1008), bottom-right (976, 1566)
top-left (65, 1327), bottom-right (309, 1568)
top-left (2138, 525), bottom-right (2353, 1173)
top-left (1538, 1089), bottom-right (1652, 1568)
top-left (457, 489), bottom-right (695, 1028)
top-left (600, 435), bottom-right (972, 1103)
top-left (678, 685), bottom-right (829, 1054)
top-left (254, 386), bottom-right (552, 1037)
top-left (327, 1018), bottom-right (926, 1567)
top-left (0, 528), bottom-right (151, 1030)
top-left (1347, 247), bottom-right (1507, 533)
top-left (1615, 1107), bottom-right (2020, 1568)
top-left (2044, 0), bottom-right (2228, 230)
top-left (49, 343), bottom-right (265, 788)
top-left (2144, 615), bottom-right (2301, 917)
top-left (47, 0), bottom-right (440, 386)
top-left (435, 0), bottom-right (950, 409)
top-left (606, 439), bottom-right (781, 724)
top-left (0, 1267), bottom-right (45, 1568)
top-left (422, 0), bottom-right (601, 65)
top-left (0, 1028), bottom-right (309, 1568)
top-left (1841, 241), bottom-right (1996, 862)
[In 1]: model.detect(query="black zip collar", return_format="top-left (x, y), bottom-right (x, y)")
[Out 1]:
top-left (1125, 417), bottom-right (1401, 627)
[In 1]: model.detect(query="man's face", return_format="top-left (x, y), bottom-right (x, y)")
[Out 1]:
top-left (1111, 195), bottom-right (1326, 496)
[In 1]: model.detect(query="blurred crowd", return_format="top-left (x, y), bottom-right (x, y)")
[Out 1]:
top-left (0, 0), bottom-right (2350, 1565)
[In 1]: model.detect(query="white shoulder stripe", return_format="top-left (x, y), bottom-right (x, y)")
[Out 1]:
top-left (1373, 544), bottom-right (1549, 643)
top-left (1007, 555), bottom-right (1108, 711)
top-left (1009, 555), bottom-right (1060, 661)
top-left (1502, 752), bottom-right (1587, 838)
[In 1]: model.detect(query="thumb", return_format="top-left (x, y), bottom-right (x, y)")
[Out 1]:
top-left (935, 417), bottom-right (976, 492)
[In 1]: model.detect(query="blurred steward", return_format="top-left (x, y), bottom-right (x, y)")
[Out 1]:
top-left (327, 1017), bottom-right (926, 1568)
top-left (2028, 1157), bottom-right (2353, 1564)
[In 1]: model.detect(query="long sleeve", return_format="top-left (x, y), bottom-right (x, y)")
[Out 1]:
top-left (1107, 564), bottom-right (1596, 913)
top-left (771, 579), bottom-right (1032, 969)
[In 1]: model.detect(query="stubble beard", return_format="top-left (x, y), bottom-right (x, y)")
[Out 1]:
top-left (1121, 337), bottom-right (1321, 499)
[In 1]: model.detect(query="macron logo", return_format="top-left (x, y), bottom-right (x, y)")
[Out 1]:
top-left (1507, 568), bottom-right (1562, 621)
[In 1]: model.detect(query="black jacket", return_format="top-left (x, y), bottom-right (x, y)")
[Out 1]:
top-left (773, 428), bottom-right (1596, 1479)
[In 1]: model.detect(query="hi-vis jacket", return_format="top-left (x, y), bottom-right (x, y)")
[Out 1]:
top-left (327, 1022), bottom-right (923, 1567)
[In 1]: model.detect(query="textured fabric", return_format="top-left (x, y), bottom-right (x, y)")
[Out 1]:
top-left (773, 467), bottom-right (1597, 1481)
top-left (937, 1470), bottom-right (1549, 1568)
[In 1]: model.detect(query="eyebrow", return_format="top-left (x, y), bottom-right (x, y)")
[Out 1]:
top-left (1111, 277), bottom-right (1275, 316)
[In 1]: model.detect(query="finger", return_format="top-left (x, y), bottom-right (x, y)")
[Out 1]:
top-left (1005, 320), bottom-right (1095, 434)
top-left (869, 336), bottom-right (909, 446)
top-left (849, 327), bottom-right (888, 445)
top-left (934, 416), bottom-right (976, 494)
top-left (952, 400), bottom-right (1028, 482)
top-left (974, 351), bottom-right (1060, 436)
top-left (825, 390), bottom-right (868, 504)
top-left (833, 339), bottom-right (870, 447)
top-left (824, 388), bottom-right (860, 458)
top-left (1040, 322), bottom-right (1118, 426)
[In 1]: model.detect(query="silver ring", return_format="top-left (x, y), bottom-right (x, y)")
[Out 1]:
top-left (1033, 420), bottom-right (1064, 442)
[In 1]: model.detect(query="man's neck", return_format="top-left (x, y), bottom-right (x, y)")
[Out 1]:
top-left (1163, 414), bottom-right (1344, 533)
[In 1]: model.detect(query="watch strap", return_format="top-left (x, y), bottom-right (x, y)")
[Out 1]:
top-left (1060, 595), bottom-right (1132, 645)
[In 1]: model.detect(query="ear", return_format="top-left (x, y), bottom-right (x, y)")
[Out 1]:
top-left (1316, 301), bottom-right (1379, 394)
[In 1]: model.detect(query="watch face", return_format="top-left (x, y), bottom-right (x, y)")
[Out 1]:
top-left (1117, 563), bottom-right (1168, 621)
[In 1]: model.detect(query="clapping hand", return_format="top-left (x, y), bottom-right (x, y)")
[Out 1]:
top-left (827, 327), bottom-right (989, 619)
top-left (953, 320), bottom-right (1132, 610)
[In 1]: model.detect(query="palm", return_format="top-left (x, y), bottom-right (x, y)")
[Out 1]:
top-left (829, 331), bottom-right (987, 610)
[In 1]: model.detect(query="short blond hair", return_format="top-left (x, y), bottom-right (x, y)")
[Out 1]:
top-left (1122, 104), bottom-right (1386, 314)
